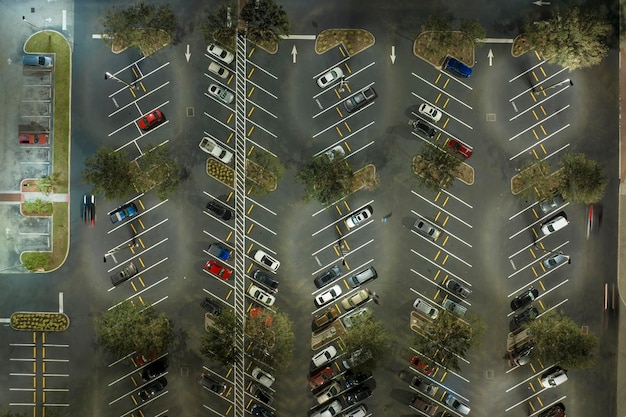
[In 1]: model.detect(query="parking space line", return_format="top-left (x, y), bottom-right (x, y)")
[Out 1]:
top-left (107, 276), bottom-right (169, 311)
top-left (312, 199), bottom-right (375, 234)
top-left (313, 122), bottom-right (375, 160)
top-left (506, 279), bottom-right (568, 318)
top-left (203, 288), bottom-right (234, 309)
top-left (508, 60), bottom-right (546, 83)
top-left (241, 77), bottom-right (278, 100)
top-left (409, 228), bottom-right (471, 267)
top-left (246, 59), bottom-right (279, 80)
top-left (410, 250), bottom-right (469, 287)
top-left (509, 125), bottom-right (570, 160)
top-left (312, 80), bottom-right (376, 120)
top-left (508, 105), bottom-right (570, 141)
top-left (240, 116), bottom-right (278, 139)
top-left (204, 111), bottom-right (235, 133)
top-left (410, 92), bottom-right (473, 131)
top-left (244, 196), bottom-right (277, 216)
top-left (413, 74), bottom-right (474, 109)
top-left (509, 87), bottom-right (571, 121)
top-left (409, 347), bottom-right (470, 384)
top-left (107, 248), bottom-right (167, 276)
top-left (108, 82), bottom-right (171, 118)
top-left (410, 195), bottom-right (473, 230)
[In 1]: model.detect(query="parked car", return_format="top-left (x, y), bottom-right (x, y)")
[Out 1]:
top-left (347, 267), bottom-right (377, 288)
top-left (253, 269), bottom-right (279, 292)
top-left (251, 404), bottom-right (275, 417)
top-left (315, 285), bottom-right (342, 307)
top-left (201, 297), bottom-right (222, 316)
top-left (315, 266), bottom-right (342, 288)
top-left (513, 305), bottom-right (539, 327)
top-left (198, 137), bottom-right (233, 164)
top-left (344, 86), bottom-right (377, 113)
top-left (208, 83), bottom-right (235, 104)
top-left (541, 213), bottom-right (569, 235)
top-left (443, 56), bottom-right (472, 78)
top-left (341, 289), bottom-right (370, 310)
top-left (442, 298), bottom-right (467, 317)
top-left (136, 354), bottom-right (157, 366)
top-left (344, 405), bottom-right (368, 417)
top-left (346, 206), bottom-right (373, 229)
top-left (109, 202), bottom-right (138, 224)
top-left (410, 375), bottom-right (435, 395)
top-left (254, 249), bottom-right (280, 272)
top-left (511, 287), bottom-right (539, 311)
top-left (444, 393), bottom-right (470, 415)
top-left (19, 133), bottom-right (48, 145)
top-left (110, 262), bottom-right (138, 286)
top-left (410, 394), bottom-right (435, 416)
top-left (248, 284), bottom-right (276, 307)
top-left (311, 400), bottom-right (342, 417)
top-left (249, 307), bottom-right (273, 326)
top-left (208, 62), bottom-right (230, 79)
top-left (344, 370), bottom-right (371, 388)
top-left (410, 118), bottom-right (436, 138)
top-left (511, 343), bottom-right (533, 366)
top-left (539, 194), bottom-right (564, 213)
top-left (346, 385), bottom-right (372, 405)
top-left (543, 252), bottom-right (569, 269)
top-left (205, 260), bottom-right (232, 280)
top-left (309, 366), bottom-right (334, 389)
top-left (141, 357), bottom-right (168, 381)
top-left (315, 381), bottom-right (341, 404)
top-left (342, 348), bottom-right (371, 370)
top-left (418, 103), bottom-right (442, 122)
top-left (410, 356), bottom-right (433, 376)
top-left (447, 139), bottom-right (473, 159)
top-left (23, 54), bottom-right (53, 68)
top-left (138, 377), bottom-right (167, 401)
top-left (538, 402), bottom-right (566, 417)
top-left (207, 243), bottom-right (232, 261)
top-left (205, 200), bottom-right (233, 221)
top-left (325, 145), bottom-right (345, 161)
top-left (342, 307), bottom-right (371, 328)
top-left (249, 383), bottom-right (273, 405)
top-left (137, 110), bottom-right (165, 131)
top-left (251, 367), bottom-right (275, 388)
top-left (413, 298), bottom-right (439, 319)
top-left (317, 67), bottom-right (344, 88)
top-left (312, 346), bottom-right (338, 367)
top-left (207, 44), bottom-right (234, 64)
top-left (414, 217), bottom-right (441, 240)
top-left (445, 279), bottom-right (472, 299)
top-left (198, 373), bottom-right (227, 394)
top-left (540, 366), bottom-right (568, 388)
top-left (312, 307), bottom-right (339, 331)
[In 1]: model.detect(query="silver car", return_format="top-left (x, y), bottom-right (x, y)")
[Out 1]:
top-left (542, 252), bottom-right (570, 269)
top-left (208, 83), bottom-right (234, 104)
top-left (413, 298), bottom-right (439, 319)
top-left (414, 217), bottom-right (441, 240)
top-left (539, 194), bottom-right (564, 213)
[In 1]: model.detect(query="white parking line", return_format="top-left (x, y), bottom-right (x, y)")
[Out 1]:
top-left (438, 188), bottom-right (473, 209)
top-left (313, 56), bottom-right (352, 80)
top-left (507, 242), bottom-right (568, 278)
top-left (438, 70), bottom-right (473, 90)
top-left (508, 105), bottom-right (570, 141)
top-left (508, 201), bottom-right (542, 220)
top-left (508, 60), bottom-right (547, 82)
top-left (108, 276), bottom-right (170, 311)
top-left (108, 81), bottom-right (171, 117)
top-left (245, 196), bottom-right (277, 216)
top-left (204, 91), bottom-right (235, 110)
top-left (409, 229), bottom-right (472, 268)
top-left (508, 204), bottom-right (569, 239)
top-left (409, 347), bottom-right (470, 383)
top-left (312, 61), bottom-right (375, 100)
top-left (311, 200), bottom-right (375, 234)
top-left (410, 91), bottom-right (473, 130)
top-left (506, 279), bottom-right (569, 317)
top-left (107, 202), bottom-right (168, 235)
top-left (242, 116), bottom-right (278, 139)
top-left (311, 222), bottom-right (374, 256)
top-left (240, 77), bottom-right (279, 100)
top-left (410, 249), bottom-right (470, 286)
top-left (410, 192), bottom-right (474, 230)
top-left (312, 122), bottom-right (376, 160)
top-left (243, 97), bottom-right (278, 118)
top-left (509, 86), bottom-right (571, 121)
top-left (509, 126), bottom-right (570, 160)
top-left (312, 80), bottom-right (376, 120)
top-left (508, 66), bottom-right (569, 101)
top-left (203, 288), bottom-right (234, 309)
top-left (311, 242), bottom-right (374, 279)
top-left (246, 59), bottom-right (279, 80)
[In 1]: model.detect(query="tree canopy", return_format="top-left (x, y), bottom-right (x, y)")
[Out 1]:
top-left (526, 310), bottom-right (597, 369)
top-left (245, 310), bottom-right (294, 370)
top-left (201, 309), bottom-right (239, 367)
top-left (240, 0), bottom-right (290, 45)
top-left (97, 301), bottom-right (173, 358)
top-left (559, 153), bottom-right (607, 204)
top-left (131, 145), bottom-right (180, 200)
top-left (82, 147), bottom-right (134, 200)
top-left (523, 7), bottom-right (612, 70)
top-left (343, 312), bottom-right (389, 372)
top-left (201, 1), bottom-right (236, 50)
top-left (296, 155), bottom-right (354, 205)
top-left (412, 145), bottom-right (461, 192)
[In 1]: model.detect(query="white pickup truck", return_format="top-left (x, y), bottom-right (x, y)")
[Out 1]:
top-left (199, 137), bottom-right (233, 164)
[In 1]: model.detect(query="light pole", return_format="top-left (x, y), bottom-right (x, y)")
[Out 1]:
top-left (533, 79), bottom-right (573, 95)
top-left (22, 16), bottom-right (42, 30)
top-left (338, 76), bottom-right (348, 93)
top-left (103, 239), bottom-right (140, 263)
top-left (104, 71), bottom-right (138, 90)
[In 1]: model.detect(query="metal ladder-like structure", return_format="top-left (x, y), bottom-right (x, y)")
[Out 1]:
top-left (232, 32), bottom-right (248, 417)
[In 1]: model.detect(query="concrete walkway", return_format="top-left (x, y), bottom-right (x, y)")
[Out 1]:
top-left (0, 192), bottom-right (69, 203)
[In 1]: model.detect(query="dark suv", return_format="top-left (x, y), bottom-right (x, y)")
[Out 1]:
top-left (314, 266), bottom-right (341, 288)
top-left (110, 262), bottom-right (138, 286)
top-left (141, 357), bottom-right (168, 381)
top-left (205, 200), bottom-right (233, 221)
top-left (344, 87), bottom-right (377, 112)
top-left (198, 373), bottom-right (227, 395)
top-left (253, 269), bottom-right (279, 292)
top-left (411, 118), bottom-right (436, 138)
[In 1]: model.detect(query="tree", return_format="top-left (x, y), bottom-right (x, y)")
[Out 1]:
top-left (559, 153), bottom-right (607, 204)
top-left (247, 148), bottom-right (284, 195)
top-left (201, 1), bottom-right (236, 50)
top-left (523, 7), bottom-right (612, 70)
top-left (459, 19), bottom-right (486, 47)
top-left (526, 310), bottom-right (597, 368)
top-left (412, 145), bottom-right (461, 192)
top-left (201, 309), bottom-right (239, 367)
top-left (514, 159), bottom-right (561, 201)
top-left (82, 147), bottom-right (134, 200)
top-left (97, 301), bottom-right (173, 358)
top-left (413, 312), bottom-right (484, 372)
top-left (296, 155), bottom-right (354, 205)
top-left (131, 145), bottom-right (180, 200)
top-left (240, 0), bottom-right (290, 45)
top-left (101, 2), bottom-right (177, 56)
top-left (343, 313), bottom-right (390, 372)
top-left (245, 311), bottom-right (294, 370)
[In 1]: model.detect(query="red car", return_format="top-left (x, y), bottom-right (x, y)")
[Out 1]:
top-left (250, 307), bottom-right (273, 326)
top-left (309, 366), bottom-right (334, 389)
top-left (410, 356), bottom-right (433, 376)
top-left (205, 260), bottom-right (232, 280)
top-left (19, 133), bottom-right (48, 145)
top-left (137, 110), bottom-right (165, 131)
top-left (136, 353), bottom-right (157, 366)
top-left (447, 139), bottom-right (473, 159)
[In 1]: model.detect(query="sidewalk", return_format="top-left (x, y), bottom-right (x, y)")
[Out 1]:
top-left (0, 192), bottom-right (69, 203)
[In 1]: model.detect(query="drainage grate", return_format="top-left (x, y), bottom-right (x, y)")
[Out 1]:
top-left (581, 325), bottom-right (588, 334)
top-left (486, 113), bottom-right (496, 122)
top-left (180, 367), bottom-right (189, 376)
top-left (186, 107), bottom-right (195, 117)
top-left (486, 369), bottom-right (494, 379)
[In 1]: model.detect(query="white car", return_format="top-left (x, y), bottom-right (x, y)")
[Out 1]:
top-left (444, 393), bottom-right (470, 415)
top-left (325, 145), bottom-right (345, 161)
top-left (208, 84), bottom-right (234, 104)
top-left (207, 44), bottom-right (234, 64)
top-left (344, 405), bottom-right (368, 417)
top-left (208, 62), bottom-right (230, 79)
top-left (540, 366), bottom-right (568, 388)
top-left (414, 217), bottom-right (441, 240)
top-left (198, 137), bottom-right (233, 164)
top-left (311, 400), bottom-right (343, 417)
top-left (248, 284), bottom-right (276, 307)
top-left (315, 381), bottom-right (341, 405)
top-left (541, 214), bottom-right (569, 235)
top-left (341, 289), bottom-right (370, 310)
top-left (312, 346), bottom-right (338, 367)
top-left (315, 285), bottom-right (342, 307)
top-left (418, 103), bottom-right (442, 122)
top-left (317, 67), bottom-right (344, 88)
top-left (254, 249), bottom-right (280, 272)
top-left (251, 367), bottom-right (275, 388)
top-left (346, 206), bottom-right (373, 229)
top-left (413, 298), bottom-right (439, 319)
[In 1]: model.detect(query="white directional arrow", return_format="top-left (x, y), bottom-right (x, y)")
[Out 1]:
top-left (291, 45), bottom-right (298, 63)
top-left (390, 46), bottom-right (396, 64)
top-left (533, 0), bottom-right (551, 5)
top-left (488, 49), bottom-right (494, 66)
top-left (7, 58), bottom-right (12, 65)
top-left (185, 44), bottom-right (191, 62)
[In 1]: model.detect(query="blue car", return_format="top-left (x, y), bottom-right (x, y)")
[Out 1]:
top-left (109, 202), bottom-right (138, 224)
top-left (443, 57), bottom-right (472, 78)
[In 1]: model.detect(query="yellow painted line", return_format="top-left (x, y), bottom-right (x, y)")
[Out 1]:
top-left (247, 243), bottom-right (254, 253)
top-left (226, 289), bottom-right (232, 300)
top-left (435, 73), bottom-right (442, 83)
top-left (531, 266), bottom-right (538, 277)
top-left (529, 248), bottom-right (537, 259)
top-left (443, 97), bottom-right (450, 108)
top-left (435, 92), bottom-right (442, 103)
top-left (246, 399), bottom-right (253, 408)
top-left (227, 191), bottom-right (234, 201)
top-left (344, 141), bottom-right (352, 152)
top-left (538, 300), bottom-right (545, 310)
top-left (529, 362), bottom-right (536, 373)
top-left (534, 50), bottom-right (541, 60)
top-left (227, 113), bottom-right (233, 124)
top-left (140, 82), bottom-right (147, 92)
top-left (226, 230), bottom-right (233, 241)
top-left (138, 199), bottom-right (145, 210)
top-left (340, 48), bottom-right (346, 58)
top-left (334, 303), bottom-right (342, 314)
top-left (442, 196), bottom-right (449, 206)
top-left (344, 201), bottom-right (350, 210)
top-left (529, 402), bottom-right (536, 412)
top-left (333, 246), bottom-right (340, 256)
top-left (539, 281), bottom-right (545, 291)
top-left (129, 88), bottom-right (136, 98)
top-left (139, 296), bottom-right (145, 306)
top-left (337, 107), bottom-right (345, 117)
top-left (540, 125), bottom-right (547, 135)
top-left (442, 118), bottom-right (449, 129)
top-left (227, 74), bottom-right (234, 85)
top-left (247, 204), bottom-right (254, 215)
top-left (434, 289), bottom-right (441, 299)
top-left (335, 126), bottom-right (343, 136)
top-left (226, 405), bottom-right (233, 416)
top-left (532, 110), bottom-right (538, 120)
top-left (138, 258), bottom-right (145, 268)
top-left (531, 207), bottom-right (539, 219)
top-left (442, 235), bottom-right (449, 246)
top-left (442, 216), bottom-right (449, 227)
top-left (434, 191), bottom-right (442, 201)
top-left (246, 263), bottom-right (253, 274)
top-left (335, 88), bottom-right (341, 99)
top-left (530, 381), bottom-right (538, 392)
top-left (248, 86), bottom-right (255, 97)
top-left (344, 240), bottom-right (350, 250)
top-left (442, 254), bottom-right (449, 265)
top-left (540, 67), bottom-right (546, 77)
top-left (345, 63), bottom-right (351, 73)
top-left (130, 281), bottom-right (137, 292)
top-left (335, 225), bottom-right (343, 236)
top-left (532, 129), bottom-right (539, 140)
top-left (247, 125), bottom-right (255, 136)
top-left (138, 219), bottom-right (145, 230)
top-left (530, 91), bottom-right (537, 102)
top-left (248, 67), bottom-right (255, 78)
top-left (132, 67), bottom-right (139, 77)
top-left (344, 122), bottom-right (351, 132)
top-left (247, 224), bottom-right (254, 234)
top-left (344, 260), bottom-right (350, 270)
top-left (225, 368), bottom-right (232, 378)
top-left (540, 105), bottom-right (547, 116)
top-left (343, 279), bottom-right (350, 289)
top-left (540, 144), bottom-right (547, 154)
top-left (226, 386), bottom-right (232, 397)
top-left (443, 78), bottom-right (449, 89)
top-left (335, 205), bottom-right (343, 216)
top-left (433, 270), bottom-right (441, 281)
top-left (248, 48), bottom-right (255, 58)
top-left (434, 212), bottom-right (441, 222)
top-left (247, 107), bottom-right (255, 117)
top-left (434, 251), bottom-right (441, 261)
top-left (138, 238), bottom-right (145, 248)
top-left (532, 71), bottom-right (538, 82)
top-left (247, 145), bottom-right (255, 156)
top-left (227, 131), bottom-right (234, 143)
top-left (532, 148), bottom-right (538, 159)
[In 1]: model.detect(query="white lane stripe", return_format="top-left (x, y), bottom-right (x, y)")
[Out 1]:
top-left (410, 192), bottom-right (473, 230)
top-left (509, 125), bottom-right (570, 160)
top-left (411, 73), bottom-right (473, 109)
top-left (246, 60), bottom-right (279, 80)
top-left (58, 291), bottom-right (63, 313)
top-left (437, 188), bottom-right (473, 209)
top-left (509, 86), bottom-right (570, 121)
top-left (62, 10), bottom-right (66, 30)
top-left (312, 199), bottom-right (374, 234)
top-left (281, 34), bottom-right (316, 40)
top-left (410, 249), bottom-right (469, 285)
top-left (508, 105), bottom-right (570, 141)
top-left (509, 60), bottom-right (546, 83)
top-left (509, 67), bottom-right (569, 102)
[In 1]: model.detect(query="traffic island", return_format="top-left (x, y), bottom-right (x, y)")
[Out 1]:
top-left (512, 35), bottom-right (532, 57)
top-left (414, 31), bottom-right (474, 69)
top-left (315, 29), bottom-right (375, 56)
top-left (311, 321), bottom-right (346, 350)
top-left (207, 158), bottom-right (235, 188)
top-left (11, 312), bottom-right (70, 331)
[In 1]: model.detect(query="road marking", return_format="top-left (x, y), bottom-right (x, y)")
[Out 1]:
top-left (246, 59), bottom-right (279, 80)
top-left (62, 10), bottom-right (66, 30)
top-left (312, 79), bottom-right (376, 120)
top-left (411, 73), bottom-right (473, 108)
top-left (509, 87), bottom-right (570, 121)
top-left (411, 192), bottom-right (473, 230)
top-left (508, 105), bottom-right (570, 141)
top-left (410, 249), bottom-right (468, 284)
top-left (509, 67), bottom-right (569, 102)
top-left (508, 60), bottom-right (546, 83)
top-left (58, 292), bottom-right (63, 313)
top-left (312, 199), bottom-right (374, 232)
top-left (509, 125), bottom-right (570, 160)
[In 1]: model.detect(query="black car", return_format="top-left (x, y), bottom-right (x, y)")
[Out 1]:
top-left (344, 371), bottom-right (372, 389)
top-left (513, 306), bottom-right (539, 327)
top-left (138, 377), bottom-right (167, 401)
top-left (409, 376), bottom-right (435, 395)
top-left (314, 266), bottom-right (342, 289)
top-left (201, 297), bottom-right (223, 316)
top-left (344, 86), bottom-right (377, 113)
top-left (141, 357), bottom-right (168, 381)
top-left (445, 279), bottom-right (472, 299)
top-left (346, 386), bottom-right (372, 405)
top-left (539, 194), bottom-right (564, 214)
top-left (198, 373), bottom-right (227, 395)
top-left (82, 194), bottom-right (95, 226)
top-left (251, 404), bottom-right (275, 417)
top-left (250, 383), bottom-right (273, 405)
top-left (253, 269), bottom-right (279, 293)
top-left (538, 402), bottom-right (566, 417)
top-left (206, 200), bottom-right (233, 221)
top-left (510, 287), bottom-right (539, 311)
top-left (411, 118), bottom-right (436, 138)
